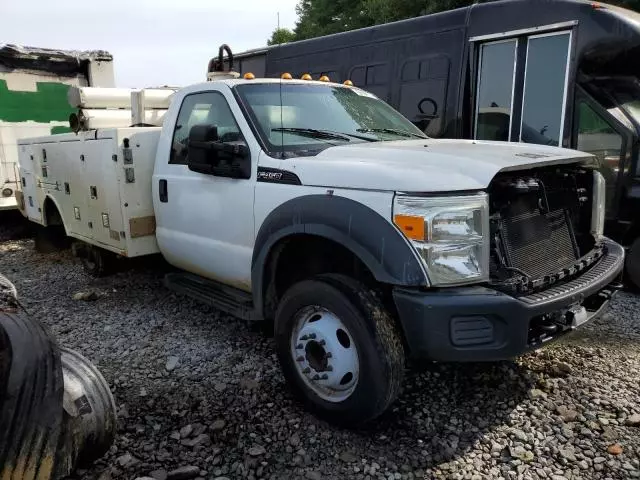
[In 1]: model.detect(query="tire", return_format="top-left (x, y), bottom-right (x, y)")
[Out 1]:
top-left (34, 226), bottom-right (68, 253)
top-left (626, 236), bottom-right (640, 290)
top-left (80, 246), bottom-right (114, 277)
top-left (274, 274), bottom-right (405, 426)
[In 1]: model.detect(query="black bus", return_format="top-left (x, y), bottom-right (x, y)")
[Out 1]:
top-left (229, 0), bottom-right (640, 287)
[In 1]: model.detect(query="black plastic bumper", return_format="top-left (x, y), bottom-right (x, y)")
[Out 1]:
top-left (393, 240), bottom-right (625, 362)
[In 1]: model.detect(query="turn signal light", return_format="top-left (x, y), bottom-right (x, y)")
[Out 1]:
top-left (394, 214), bottom-right (425, 241)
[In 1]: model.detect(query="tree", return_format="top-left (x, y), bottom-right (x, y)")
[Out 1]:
top-left (290, 0), bottom-right (640, 42)
top-left (268, 28), bottom-right (296, 46)
top-left (270, 0), bottom-right (640, 44)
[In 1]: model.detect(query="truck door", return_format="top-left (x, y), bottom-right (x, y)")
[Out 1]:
top-left (153, 87), bottom-right (256, 291)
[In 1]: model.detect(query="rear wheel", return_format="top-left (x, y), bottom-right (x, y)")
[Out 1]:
top-left (74, 244), bottom-right (115, 277)
top-left (626, 236), bottom-right (640, 290)
top-left (274, 274), bottom-right (405, 426)
top-left (34, 225), bottom-right (68, 253)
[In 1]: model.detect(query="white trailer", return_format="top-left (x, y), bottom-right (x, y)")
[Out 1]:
top-left (0, 44), bottom-right (115, 211)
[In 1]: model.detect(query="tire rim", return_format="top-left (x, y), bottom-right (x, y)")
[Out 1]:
top-left (290, 306), bottom-right (359, 403)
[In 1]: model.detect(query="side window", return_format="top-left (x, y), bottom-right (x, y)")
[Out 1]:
top-left (475, 40), bottom-right (517, 141)
top-left (576, 101), bottom-right (623, 212)
top-left (169, 92), bottom-right (243, 165)
top-left (520, 32), bottom-right (570, 146)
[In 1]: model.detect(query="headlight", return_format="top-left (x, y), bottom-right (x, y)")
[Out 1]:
top-left (393, 193), bottom-right (490, 286)
top-left (591, 170), bottom-right (605, 240)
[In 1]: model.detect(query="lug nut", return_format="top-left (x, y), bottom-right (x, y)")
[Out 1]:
top-left (312, 374), bottom-right (320, 380)
top-left (302, 367), bottom-right (311, 374)
top-left (300, 335), bottom-right (309, 341)
top-left (321, 374), bottom-right (328, 380)
top-left (309, 333), bottom-right (317, 339)
top-left (318, 339), bottom-right (326, 346)
top-left (326, 353), bottom-right (332, 359)
top-left (296, 343), bottom-right (303, 349)
top-left (296, 356), bottom-right (305, 362)
top-left (326, 365), bottom-right (333, 371)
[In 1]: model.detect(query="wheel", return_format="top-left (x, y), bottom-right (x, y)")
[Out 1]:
top-left (626, 236), bottom-right (640, 290)
top-left (80, 246), bottom-right (114, 277)
top-left (274, 274), bottom-right (405, 426)
top-left (34, 226), bottom-right (68, 253)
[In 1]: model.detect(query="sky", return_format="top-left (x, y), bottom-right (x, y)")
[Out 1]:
top-left (0, 0), bottom-right (299, 87)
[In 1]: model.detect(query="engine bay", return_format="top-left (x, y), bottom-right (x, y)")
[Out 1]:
top-left (488, 165), bottom-right (603, 295)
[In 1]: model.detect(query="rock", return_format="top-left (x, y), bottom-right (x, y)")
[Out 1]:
top-left (213, 478), bottom-right (230, 480)
top-left (165, 356), bottom-right (179, 372)
top-left (150, 469), bottom-right (168, 480)
top-left (602, 426), bottom-right (618, 440)
top-left (211, 419), bottom-right (226, 431)
top-left (510, 446), bottom-right (534, 462)
top-left (511, 429), bottom-right (528, 442)
top-left (182, 433), bottom-right (211, 447)
top-left (248, 445), bottom-right (266, 456)
top-left (626, 414), bottom-right (640, 426)
top-left (593, 457), bottom-right (606, 464)
top-left (552, 361), bottom-right (572, 376)
top-left (529, 389), bottom-right (547, 399)
top-left (290, 433), bottom-right (301, 447)
top-left (192, 423), bottom-right (206, 436)
top-left (73, 291), bottom-right (98, 301)
top-left (607, 444), bottom-right (624, 455)
top-left (167, 466), bottom-right (200, 480)
top-left (169, 431), bottom-right (181, 441)
top-left (135, 477), bottom-right (156, 480)
top-left (116, 453), bottom-right (137, 467)
top-left (559, 449), bottom-right (577, 462)
top-left (139, 387), bottom-right (148, 397)
top-left (340, 451), bottom-right (358, 463)
top-left (305, 473), bottom-right (322, 480)
top-left (239, 377), bottom-right (260, 390)
top-left (556, 405), bottom-right (578, 422)
top-left (180, 424), bottom-right (194, 438)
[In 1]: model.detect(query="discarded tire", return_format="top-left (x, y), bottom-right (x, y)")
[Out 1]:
top-left (0, 273), bottom-right (116, 479)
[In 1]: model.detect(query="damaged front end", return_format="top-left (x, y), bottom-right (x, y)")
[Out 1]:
top-left (489, 165), bottom-right (608, 295)
top-left (0, 273), bottom-right (116, 479)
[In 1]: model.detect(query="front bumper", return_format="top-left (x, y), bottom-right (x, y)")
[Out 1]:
top-left (393, 239), bottom-right (625, 362)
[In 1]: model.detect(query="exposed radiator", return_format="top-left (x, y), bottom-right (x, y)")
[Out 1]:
top-left (500, 206), bottom-right (578, 279)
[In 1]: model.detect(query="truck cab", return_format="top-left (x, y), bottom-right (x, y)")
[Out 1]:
top-left (149, 75), bottom-right (624, 424)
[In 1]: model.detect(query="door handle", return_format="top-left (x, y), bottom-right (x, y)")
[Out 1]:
top-left (159, 179), bottom-right (168, 203)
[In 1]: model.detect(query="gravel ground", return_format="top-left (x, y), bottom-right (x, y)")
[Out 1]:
top-left (1, 214), bottom-right (639, 480)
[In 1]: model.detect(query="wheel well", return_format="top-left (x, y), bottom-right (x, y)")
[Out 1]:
top-left (262, 235), bottom-right (379, 320)
top-left (43, 197), bottom-right (63, 227)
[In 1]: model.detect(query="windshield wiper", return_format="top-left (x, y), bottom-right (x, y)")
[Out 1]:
top-left (356, 127), bottom-right (426, 139)
top-left (271, 127), bottom-right (351, 142)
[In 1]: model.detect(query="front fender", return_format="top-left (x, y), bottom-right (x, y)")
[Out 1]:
top-left (251, 195), bottom-right (428, 317)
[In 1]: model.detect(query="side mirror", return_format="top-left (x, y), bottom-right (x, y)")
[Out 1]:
top-left (187, 124), bottom-right (250, 179)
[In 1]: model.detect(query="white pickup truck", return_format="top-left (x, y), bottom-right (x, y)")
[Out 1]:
top-left (16, 72), bottom-right (624, 425)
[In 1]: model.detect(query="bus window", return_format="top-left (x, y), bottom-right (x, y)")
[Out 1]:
top-left (576, 101), bottom-right (623, 212)
top-left (520, 32), bottom-right (571, 147)
top-left (475, 40), bottom-right (516, 141)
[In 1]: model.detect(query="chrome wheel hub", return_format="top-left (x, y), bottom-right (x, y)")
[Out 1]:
top-left (290, 306), bottom-right (359, 402)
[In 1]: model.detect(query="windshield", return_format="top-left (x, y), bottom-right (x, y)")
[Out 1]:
top-left (234, 83), bottom-right (427, 157)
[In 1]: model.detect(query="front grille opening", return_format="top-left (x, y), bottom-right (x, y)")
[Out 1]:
top-left (488, 166), bottom-right (597, 295)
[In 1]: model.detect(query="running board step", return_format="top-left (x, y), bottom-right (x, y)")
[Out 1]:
top-left (164, 272), bottom-right (259, 321)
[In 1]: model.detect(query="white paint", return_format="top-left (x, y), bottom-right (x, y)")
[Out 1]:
top-left (18, 79), bottom-right (592, 293)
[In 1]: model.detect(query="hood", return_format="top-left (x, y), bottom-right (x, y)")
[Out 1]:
top-left (285, 139), bottom-right (594, 192)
